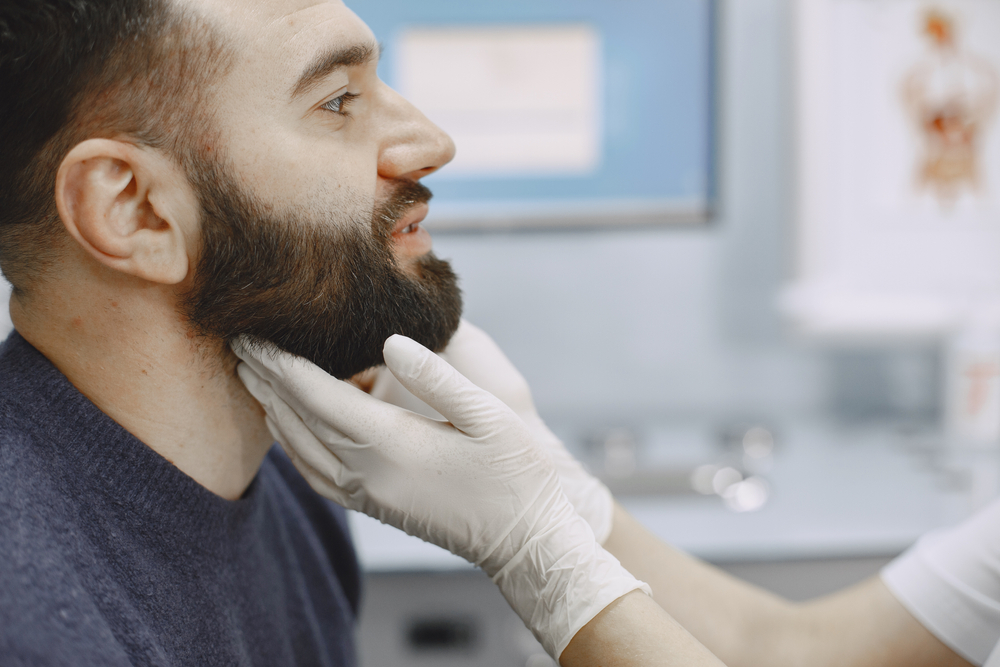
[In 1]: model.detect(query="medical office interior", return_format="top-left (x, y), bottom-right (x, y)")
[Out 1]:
top-left (4, 0), bottom-right (999, 665)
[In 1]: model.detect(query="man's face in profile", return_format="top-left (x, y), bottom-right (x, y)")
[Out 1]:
top-left (179, 0), bottom-right (461, 379)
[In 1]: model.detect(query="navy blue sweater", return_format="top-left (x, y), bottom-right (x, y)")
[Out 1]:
top-left (0, 332), bottom-right (360, 666)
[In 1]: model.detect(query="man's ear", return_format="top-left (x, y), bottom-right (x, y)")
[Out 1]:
top-left (55, 138), bottom-right (199, 285)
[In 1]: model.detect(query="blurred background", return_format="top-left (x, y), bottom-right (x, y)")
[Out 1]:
top-left (343, 0), bottom-right (1000, 664)
top-left (5, 0), bottom-right (999, 664)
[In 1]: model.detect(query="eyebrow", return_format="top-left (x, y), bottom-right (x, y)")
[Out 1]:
top-left (290, 40), bottom-right (381, 99)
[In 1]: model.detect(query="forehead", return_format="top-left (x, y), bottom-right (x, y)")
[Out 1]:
top-left (186, 0), bottom-right (374, 92)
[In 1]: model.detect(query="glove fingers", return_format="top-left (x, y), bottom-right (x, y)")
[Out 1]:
top-left (383, 334), bottom-right (516, 438)
top-left (234, 340), bottom-right (407, 443)
top-left (234, 346), bottom-right (318, 421)
top-left (369, 365), bottom-right (445, 420)
top-left (272, 421), bottom-right (353, 508)
top-left (263, 390), bottom-right (354, 488)
top-left (231, 337), bottom-right (290, 385)
top-left (245, 364), bottom-right (357, 509)
top-left (237, 361), bottom-right (303, 429)
top-left (233, 338), bottom-right (359, 415)
top-left (440, 321), bottom-right (536, 416)
top-left (239, 361), bottom-right (341, 445)
top-left (236, 361), bottom-right (278, 404)
top-left (241, 361), bottom-right (352, 490)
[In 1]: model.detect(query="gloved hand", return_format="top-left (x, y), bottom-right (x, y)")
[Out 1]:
top-left (234, 335), bottom-right (649, 659)
top-left (369, 320), bottom-right (616, 544)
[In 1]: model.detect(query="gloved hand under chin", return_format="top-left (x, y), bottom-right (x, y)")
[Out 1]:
top-left (369, 319), bottom-right (616, 544)
top-left (232, 335), bottom-right (648, 660)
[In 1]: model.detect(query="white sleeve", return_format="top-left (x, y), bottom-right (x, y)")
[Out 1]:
top-left (881, 498), bottom-right (1000, 666)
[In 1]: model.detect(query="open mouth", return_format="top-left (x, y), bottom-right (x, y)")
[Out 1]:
top-left (392, 202), bottom-right (429, 238)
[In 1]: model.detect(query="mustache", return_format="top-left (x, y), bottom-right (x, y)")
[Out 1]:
top-left (372, 180), bottom-right (434, 237)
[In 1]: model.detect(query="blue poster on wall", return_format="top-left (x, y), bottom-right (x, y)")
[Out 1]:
top-left (347, 0), bottom-right (715, 229)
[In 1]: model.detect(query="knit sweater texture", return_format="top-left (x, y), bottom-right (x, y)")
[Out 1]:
top-left (0, 332), bottom-right (360, 666)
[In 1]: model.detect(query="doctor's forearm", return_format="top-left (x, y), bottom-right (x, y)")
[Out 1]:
top-left (603, 503), bottom-right (796, 666)
top-left (560, 590), bottom-right (725, 667)
top-left (602, 503), bottom-right (972, 667)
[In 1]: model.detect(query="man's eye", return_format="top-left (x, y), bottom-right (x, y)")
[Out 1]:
top-left (321, 92), bottom-right (359, 116)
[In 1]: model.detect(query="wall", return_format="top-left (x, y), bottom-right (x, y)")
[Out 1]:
top-left (432, 0), bottom-right (831, 424)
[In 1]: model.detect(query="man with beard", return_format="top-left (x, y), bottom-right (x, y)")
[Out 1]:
top-left (1, 0), bottom-right (971, 664)
top-left (0, 0), bottom-right (673, 664)
top-left (0, 0), bottom-right (463, 663)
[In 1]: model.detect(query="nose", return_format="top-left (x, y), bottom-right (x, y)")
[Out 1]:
top-left (375, 83), bottom-right (456, 181)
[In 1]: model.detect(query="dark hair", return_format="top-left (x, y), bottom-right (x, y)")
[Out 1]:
top-left (0, 0), bottom-right (230, 294)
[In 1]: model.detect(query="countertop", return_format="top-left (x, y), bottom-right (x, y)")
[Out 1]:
top-left (348, 418), bottom-right (992, 571)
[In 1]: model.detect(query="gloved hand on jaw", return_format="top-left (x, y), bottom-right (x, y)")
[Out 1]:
top-left (369, 319), bottom-right (616, 544)
top-left (233, 335), bottom-right (649, 660)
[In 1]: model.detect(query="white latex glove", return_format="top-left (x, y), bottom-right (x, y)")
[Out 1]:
top-left (234, 336), bottom-right (649, 659)
top-left (369, 320), bottom-right (616, 544)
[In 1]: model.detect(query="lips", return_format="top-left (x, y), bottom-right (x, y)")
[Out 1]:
top-left (392, 202), bottom-right (429, 238)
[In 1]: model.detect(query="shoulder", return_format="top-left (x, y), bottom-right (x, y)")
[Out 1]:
top-left (0, 423), bottom-right (60, 540)
top-left (0, 431), bottom-right (132, 666)
top-left (0, 552), bottom-right (130, 666)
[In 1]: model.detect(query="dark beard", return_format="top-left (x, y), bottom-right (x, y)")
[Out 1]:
top-left (180, 161), bottom-right (462, 380)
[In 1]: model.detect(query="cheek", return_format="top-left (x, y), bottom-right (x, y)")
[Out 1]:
top-left (224, 118), bottom-right (381, 212)
top-left (300, 177), bottom-right (377, 235)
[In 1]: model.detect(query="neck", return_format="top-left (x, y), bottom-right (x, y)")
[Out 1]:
top-left (11, 275), bottom-right (273, 501)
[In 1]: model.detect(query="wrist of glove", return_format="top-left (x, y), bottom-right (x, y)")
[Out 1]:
top-left (369, 319), bottom-right (616, 544)
top-left (520, 413), bottom-right (616, 545)
top-left (487, 488), bottom-right (646, 657)
top-left (234, 335), bottom-right (646, 658)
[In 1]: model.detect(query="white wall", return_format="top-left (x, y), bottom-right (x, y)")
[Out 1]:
top-left (432, 0), bottom-right (832, 422)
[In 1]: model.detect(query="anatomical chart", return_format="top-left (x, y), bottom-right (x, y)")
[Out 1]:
top-left (786, 0), bottom-right (1000, 336)
top-left (837, 1), bottom-right (1000, 223)
top-left (901, 8), bottom-right (998, 207)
